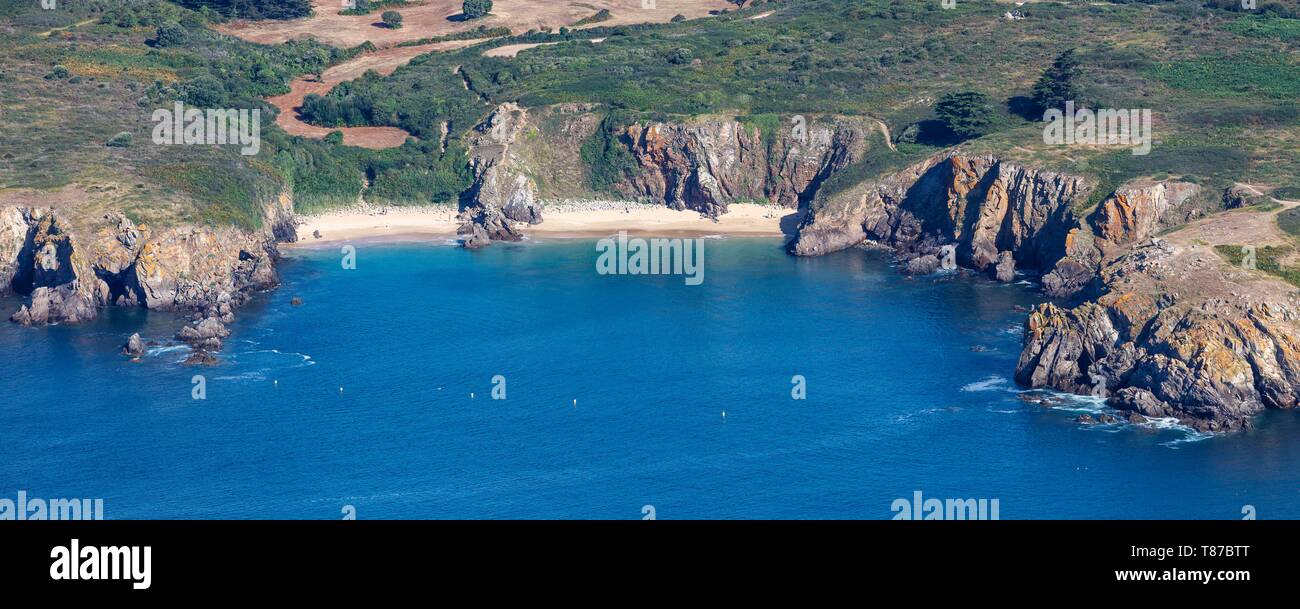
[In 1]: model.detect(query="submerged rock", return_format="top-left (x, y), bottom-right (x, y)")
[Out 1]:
top-left (905, 254), bottom-right (940, 276)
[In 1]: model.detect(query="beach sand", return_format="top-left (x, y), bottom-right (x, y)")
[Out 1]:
top-left (290, 202), bottom-right (797, 246)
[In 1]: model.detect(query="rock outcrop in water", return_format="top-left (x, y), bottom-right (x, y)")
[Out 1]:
top-left (122, 332), bottom-right (145, 358)
top-left (1016, 237), bottom-right (1300, 432)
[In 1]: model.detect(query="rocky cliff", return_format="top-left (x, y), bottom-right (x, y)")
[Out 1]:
top-left (1017, 237), bottom-right (1300, 432)
top-left (787, 149), bottom-right (1299, 431)
top-left (458, 103), bottom-right (542, 248)
top-left (2, 196), bottom-right (286, 362)
top-left (790, 153), bottom-right (1087, 279)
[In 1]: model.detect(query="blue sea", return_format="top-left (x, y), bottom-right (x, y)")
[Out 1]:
top-left (2, 238), bottom-right (1298, 519)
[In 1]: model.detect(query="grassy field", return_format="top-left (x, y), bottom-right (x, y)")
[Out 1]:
top-left (1278, 207), bottom-right (1300, 240)
top-left (3, 0), bottom-right (1299, 226)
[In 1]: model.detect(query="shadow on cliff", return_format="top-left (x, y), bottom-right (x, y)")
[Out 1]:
top-left (780, 209), bottom-right (806, 240)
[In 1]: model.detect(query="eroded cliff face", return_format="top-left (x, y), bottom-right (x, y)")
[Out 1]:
top-left (4, 210), bottom-right (99, 325)
top-left (619, 116), bottom-right (869, 217)
top-left (1090, 181), bottom-right (1199, 246)
top-left (459, 107), bottom-right (872, 246)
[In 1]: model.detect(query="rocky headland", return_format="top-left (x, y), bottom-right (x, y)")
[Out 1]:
top-left (1, 193), bottom-right (292, 364)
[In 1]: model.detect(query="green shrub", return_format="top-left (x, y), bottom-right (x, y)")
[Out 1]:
top-left (155, 22), bottom-right (188, 47)
top-left (463, 0), bottom-right (492, 20)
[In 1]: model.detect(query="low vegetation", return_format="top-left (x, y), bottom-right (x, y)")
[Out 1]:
top-left (1215, 244), bottom-right (1300, 288)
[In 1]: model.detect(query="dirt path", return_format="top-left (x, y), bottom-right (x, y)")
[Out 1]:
top-left (216, 0), bottom-right (731, 47)
top-left (872, 118), bottom-right (896, 151)
top-left (266, 39), bottom-right (484, 148)
top-left (39, 18), bottom-right (97, 37)
top-left (483, 37), bottom-right (605, 58)
top-left (1165, 196), bottom-right (1298, 249)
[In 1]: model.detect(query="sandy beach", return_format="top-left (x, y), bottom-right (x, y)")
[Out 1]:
top-left (290, 202), bottom-right (796, 246)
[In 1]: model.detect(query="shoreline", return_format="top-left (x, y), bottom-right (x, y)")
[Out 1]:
top-left (288, 202), bottom-right (796, 247)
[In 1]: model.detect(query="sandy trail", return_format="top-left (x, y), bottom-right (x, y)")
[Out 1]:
top-left (291, 203), bottom-right (793, 245)
top-left (1165, 197), bottom-right (1299, 249)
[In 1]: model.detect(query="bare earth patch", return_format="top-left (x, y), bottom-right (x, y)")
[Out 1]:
top-left (1156, 198), bottom-right (1300, 304)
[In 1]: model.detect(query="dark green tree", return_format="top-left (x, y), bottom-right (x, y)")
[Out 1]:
top-left (463, 0), bottom-right (493, 20)
top-left (182, 74), bottom-right (227, 108)
top-left (155, 22), bottom-right (188, 47)
top-left (381, 10), bottom-right (403, 28)
top-left (934, 91), bottom-right (996, 140)
top-left (1031, 49), bottom-right (1082, 114)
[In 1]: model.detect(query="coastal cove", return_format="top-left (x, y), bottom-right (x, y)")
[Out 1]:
top-left (3, 238), bottom-right (1298, 519)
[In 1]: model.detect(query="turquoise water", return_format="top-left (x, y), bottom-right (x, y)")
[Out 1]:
top-left (2, 238), bottom-right (1298, 519)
